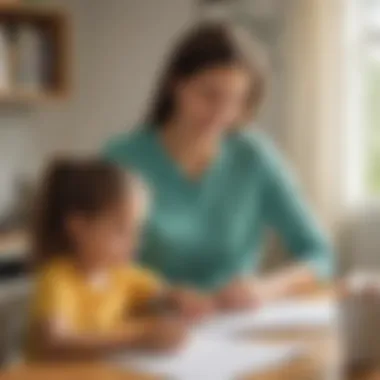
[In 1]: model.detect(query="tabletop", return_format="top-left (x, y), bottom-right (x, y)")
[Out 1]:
top-left (0, 289), bottom-right (376, 380)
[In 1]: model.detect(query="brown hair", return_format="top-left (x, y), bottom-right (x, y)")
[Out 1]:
top-left (147, 22), bottom-right (269, 128)
top-left (31, 158), bottom-right (129, 265)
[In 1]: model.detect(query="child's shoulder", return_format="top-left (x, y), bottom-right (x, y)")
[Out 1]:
top-left (115, 264), bottom-right (155, 279)
top-left (115, 264), bottom-right (161, 288)
top-left (35, 258), bottom-right (76, 284)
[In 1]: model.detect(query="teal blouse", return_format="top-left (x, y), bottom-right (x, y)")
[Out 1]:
top-left (103, 126), bottom-right (333, 290)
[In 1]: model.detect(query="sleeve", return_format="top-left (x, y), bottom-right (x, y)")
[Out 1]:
top-left (31, 267), bottom-right (72, 322)
top-left (258, 137), bottom-right (335, 280)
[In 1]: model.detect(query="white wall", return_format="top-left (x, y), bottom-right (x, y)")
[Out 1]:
top-left (0, 0), bottom-right (194, 214)
top-left (0, 0), bottom-right (286, 214)
top-left (0, 109), bottom-right (35, 215)
top-left (30, 0), bottom-right (195, 169)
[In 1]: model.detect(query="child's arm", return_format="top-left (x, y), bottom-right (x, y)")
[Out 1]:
top-left (33, 319), bottom-right (141, 360)
top-left (33, 316), bottom-right (186, 361)
top-left (128, 268), bottom-right (215, 321)
top-left (30, 267), bottom-right (187, 361)
top-left (134, 288), bottom-right (215, 322)
top-left (164, 288), bottom-right (215, 320)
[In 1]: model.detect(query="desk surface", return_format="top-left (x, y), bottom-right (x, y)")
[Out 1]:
top-left (0, 290), bottom-right (373, 380)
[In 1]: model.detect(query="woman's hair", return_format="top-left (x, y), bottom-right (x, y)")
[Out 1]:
top-left (147, 22), bottom-right (269, 127)
top-left (31, 158), bottom-right (129, 265)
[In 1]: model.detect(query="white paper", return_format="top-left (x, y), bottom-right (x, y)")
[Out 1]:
top-left (111, 299), bottom-right (334, 379)
top-left (195, 299), bottom-right (336, 338)
top-left (112, 334), bottom-right (302, 380)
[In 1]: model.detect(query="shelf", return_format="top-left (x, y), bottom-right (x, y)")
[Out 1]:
top-left (0, 230), bottom-right (28, 264)
top-left (0, 89), bottom-right (68, 103)
top-left (0, 3), bottom-right (66, 17)
top-left (0, 3), bottom-right (71, 104)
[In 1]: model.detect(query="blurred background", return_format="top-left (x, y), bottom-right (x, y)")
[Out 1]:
top-left (0, 0), bottom-right (379, 374)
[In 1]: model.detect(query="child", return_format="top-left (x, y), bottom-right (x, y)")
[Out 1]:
top-left (25, 158), bottom-right (197, 362)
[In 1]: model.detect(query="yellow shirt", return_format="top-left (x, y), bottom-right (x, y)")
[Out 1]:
top-left (28, 259), bottom-right (162, 334)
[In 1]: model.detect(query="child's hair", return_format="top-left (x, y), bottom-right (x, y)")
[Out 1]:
top-left (31, 158), bottom-right (130, 265)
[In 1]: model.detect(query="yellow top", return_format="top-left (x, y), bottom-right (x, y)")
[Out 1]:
top-left (28, 258), bottom-right (162, 334)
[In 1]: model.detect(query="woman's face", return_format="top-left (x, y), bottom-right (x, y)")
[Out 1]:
top-left (174, 65), bottom-right (251, 136)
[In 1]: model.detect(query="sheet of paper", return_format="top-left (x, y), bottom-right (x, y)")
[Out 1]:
top-left (195, 298), bottom-right (336, 337)
top-left (111, 334), bottom-right (302, 380)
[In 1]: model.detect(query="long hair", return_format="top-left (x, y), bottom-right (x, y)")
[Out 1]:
top-left (147, 22), bottom-right (269, 128)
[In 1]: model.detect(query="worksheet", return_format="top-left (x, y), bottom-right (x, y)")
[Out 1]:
top-left (112, 334), bottom-right (302, 380)
top-left (112, 298), bottom-right (335, 379)
top-left (195, 298), bottom-right (336, 337)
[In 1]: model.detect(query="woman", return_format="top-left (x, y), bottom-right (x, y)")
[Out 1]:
top-left (103, 23), bottom-right (333, 310)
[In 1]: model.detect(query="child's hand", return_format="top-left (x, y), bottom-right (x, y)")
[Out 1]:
top-left (141, 317), bottom-right (188, 351)
top-left (170, 288), bottom-right (215, 321)
top-left (216, 278), bottom-right (260, 311)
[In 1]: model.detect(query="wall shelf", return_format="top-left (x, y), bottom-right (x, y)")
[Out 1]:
top-left (0, 4), bottom-right (71, 104)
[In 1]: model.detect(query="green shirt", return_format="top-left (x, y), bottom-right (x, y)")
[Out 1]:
top-left (103, 126), bottom-right (333, 290)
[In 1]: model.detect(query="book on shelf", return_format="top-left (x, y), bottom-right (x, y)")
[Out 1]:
top-left (0, 20), bottom-right (56, 95)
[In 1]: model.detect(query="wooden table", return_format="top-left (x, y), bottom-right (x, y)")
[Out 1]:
top-left (0, 290), bottom-right (373, 380)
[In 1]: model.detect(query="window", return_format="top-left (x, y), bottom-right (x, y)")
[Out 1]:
top-left (344, 0), bottom-right (380, 203)
top-left (362, 0), bottom-right (380, 195)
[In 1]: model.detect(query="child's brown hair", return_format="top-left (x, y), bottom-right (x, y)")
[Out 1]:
top-left (31, 158), bottom-right (130, 266)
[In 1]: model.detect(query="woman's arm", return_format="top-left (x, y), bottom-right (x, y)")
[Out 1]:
top-left (259, 137), bottom-right (334, 297)
top-left (254, 265), bottom-right (321, 302)
top-left (216, 266), bottom-right (318, 309)
top-left (217, 136), bottom-right (333, 309)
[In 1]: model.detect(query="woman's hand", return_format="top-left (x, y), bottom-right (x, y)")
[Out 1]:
top-left (216, 266), bottom-right (319, 312)
top-left (170, 288), bottom-right (215, 321)
top-left (216, 278), bottom-right (261, 311)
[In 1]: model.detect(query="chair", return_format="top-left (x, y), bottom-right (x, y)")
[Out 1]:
top-left (0, 280), bottom-right (31, 368)
top-left (338, 204), bottom-right (380, 368)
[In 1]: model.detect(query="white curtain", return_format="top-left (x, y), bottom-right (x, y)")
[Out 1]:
top-left (282, 0), bottom-right (346, 235)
